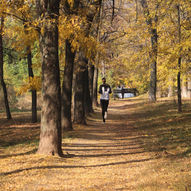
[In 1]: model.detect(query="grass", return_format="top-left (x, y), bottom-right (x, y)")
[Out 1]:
top-left (0, 97), bottom-right (191, 190)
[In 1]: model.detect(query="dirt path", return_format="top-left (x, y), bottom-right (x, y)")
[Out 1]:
top-left (1, 99), bottom-right (190, 191)
top-left (56, 100), bottom-right (157, 190)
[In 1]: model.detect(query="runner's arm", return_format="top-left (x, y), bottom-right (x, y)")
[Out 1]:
top-left (99, 85), bottom-right (102, 94)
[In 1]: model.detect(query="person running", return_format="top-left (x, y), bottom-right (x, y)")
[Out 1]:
top-left (99, 77), bottom-right (112, 123)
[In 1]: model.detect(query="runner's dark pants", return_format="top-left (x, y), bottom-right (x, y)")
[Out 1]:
top-left (100, 99), bottom-right (109, 122)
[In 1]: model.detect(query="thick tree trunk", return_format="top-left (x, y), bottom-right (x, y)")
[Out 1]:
top-left (27, 46), bottom-right (37, 123)
top-left (73, 52), bottom-right (86, 124)
top-left (84, 66), bottom-right (93, 114)
top-left (74, 72), bottom-right (86, 124)
top-left (93, 67), bottom-right (98, 107)
top-left (73, 5), bottom-right (98, 122)
top-left (61, 40), bottom-right (75, 131)
top-left (61, 0), bottom-right (80, 129)
top-left (37, 0), bottom-right (62, 156)
top-left (0, 17), bottom-right (12, 120)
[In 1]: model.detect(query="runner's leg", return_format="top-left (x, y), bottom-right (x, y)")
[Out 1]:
top-left (104, 100), bottom-right (109, 120)
top-left (100, 100), bottom-right (105, 122)
top-left (105, 100), bottom-right (109, 112)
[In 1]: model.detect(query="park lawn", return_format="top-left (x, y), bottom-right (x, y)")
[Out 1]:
top-left (0, 97), bottom-right (191, 190)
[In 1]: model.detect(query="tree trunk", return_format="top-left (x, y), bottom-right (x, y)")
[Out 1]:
top-left (149, 29), bottom-right (157, 102)
top-left (37, 0), bottom-right (62, 156)
top-left (93, 67), bottom-right (98, 107)
top-left (61, 0), bottom-right (81, 129)
top-left (177, 4), bottom-right (182, 112)
top-left (27, 46), bottom-right (37, 123)
top-left (140, 0), bottom-right (158, 102)
top-left (91, 2), bottom-right (101, 108)
top-left (73, 5), bottom-right (98, 122)
top-left (0, 17), bottom-right (12, 120)
top-left (61, 40), bottom-right (75, 131)
top-left (135, 0), bottom-right (138, 22)
top-left (177, 57), bottom-right (182, 112)
top-left (71, 64), bottom-right (76, 122)
top-left (73, 52), bottom-right (86, 124)
top-left (149, 51), bottom-right (157, 101)
top-left (88, 63), bottom-right (94, 101)
top-left (84, 66), bottom-right (93, 114)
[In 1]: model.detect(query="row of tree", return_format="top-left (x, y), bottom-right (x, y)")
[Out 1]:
top-left (0, 0), bottom-right (104, 156)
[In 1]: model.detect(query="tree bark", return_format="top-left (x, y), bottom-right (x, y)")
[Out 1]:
top-left (84, 66), bottom-right (93, 114)
top-left (135, 0), bottom-right (138, 22)
top-left (140, 0), bottom-right (158, 102)
top-left (37, 0), bottom-right (62, 156)
top-left (149, 28), bottom-right (157, 102)
top-left (61, 40), bottom-right (75, 130)
top-left (61, 0), bottom-right (80, 131)
top-left (93, 67), bottom-right (99, 107)
top-left (177, 57), bottom-right (182, 112)
top-left (177, 4), bottom-right (182, 112)
top-left (88, 63), bottom-right (94, 101)
top-left (73, 52), bottom-right (86, 124)
top-left (27, 46), bottom-right (37, 123)
top-left (73, 4), bottom-right (98, 122)
top-left (0, 17), bottom-right (12, 120)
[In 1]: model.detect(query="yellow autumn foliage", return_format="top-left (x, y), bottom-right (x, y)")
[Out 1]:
top-left (1, 0), bottom-right (191, 95)
top-left (59, 14), bottom-right (105, 63)
top-left (99, 0), bottom-right (191, 94)
top-left (17, 76), bottom-right (41, 95)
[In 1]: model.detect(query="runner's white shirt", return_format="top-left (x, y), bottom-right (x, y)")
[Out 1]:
top-left (99, 84), bottom-right (112, 100)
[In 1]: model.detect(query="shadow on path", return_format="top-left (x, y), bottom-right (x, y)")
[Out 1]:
top-left (0, 157), bottom-right (154, 176)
